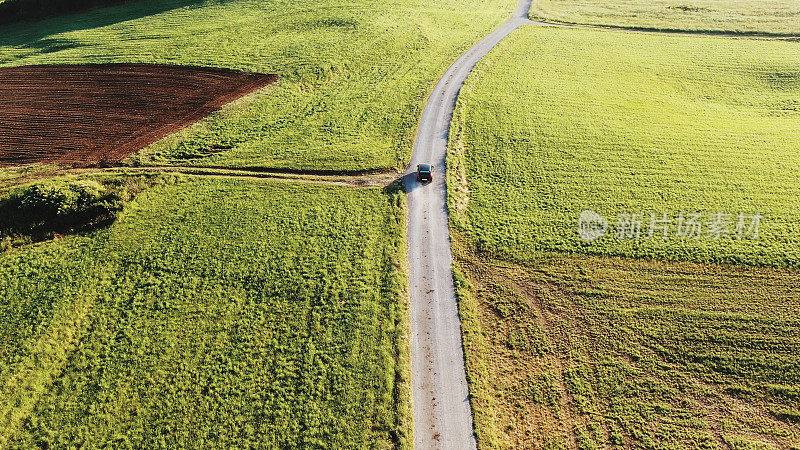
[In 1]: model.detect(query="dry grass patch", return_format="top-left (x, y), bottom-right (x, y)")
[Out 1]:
top-left (454, 235), bottom-right (800, 449)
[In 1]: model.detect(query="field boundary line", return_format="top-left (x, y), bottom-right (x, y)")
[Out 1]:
top-left (526, 18), bottom-right (800, 39)
top-left (117, 166), bottom-right (400, 187)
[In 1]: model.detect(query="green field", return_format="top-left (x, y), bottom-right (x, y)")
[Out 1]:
top-left (0, 176), bottom-right (410, 447)
top-left (449, 26), bottom-right (800, 268)
top-left (531, 0), bottom-right (800, 34)
top-left (450, 25), bottom-right (800, 448)
top-left (0, 0), bottom-right (514, 172)
top-left (454, 237), bottom-right (800, 449)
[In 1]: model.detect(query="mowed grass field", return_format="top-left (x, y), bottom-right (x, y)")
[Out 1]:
top-left (0, 177), bottom-right (410, 447)
top-left (449, 26), bottom-right (800, 268)
top-left (454, 237), bottom-right (800, 449)
top-left (0, 0), bottom-right (514, 172)
top-left (530, 0), bottom-right (800, 35)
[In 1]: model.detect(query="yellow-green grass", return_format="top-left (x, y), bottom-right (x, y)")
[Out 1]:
top-left (453, 236), bottom-right (800, 449)
top-left (0, 177), bottom-right (410, 447)
top-left (449, 26), bottom-right (800, 268)
top-left (0, 0), bottom-right (515, 172)
top-left (531, 0), bottom-right (800, 35)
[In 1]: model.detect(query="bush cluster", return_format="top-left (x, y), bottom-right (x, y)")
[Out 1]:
top-left (0, 179), bottom-right (124, 243)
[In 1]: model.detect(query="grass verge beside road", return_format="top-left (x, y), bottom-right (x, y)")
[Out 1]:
top-left (449, 25), bottom-right (800, 448)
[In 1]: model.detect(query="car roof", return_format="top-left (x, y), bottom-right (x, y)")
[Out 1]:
top-left (418, 163), bottom-right (431, 171)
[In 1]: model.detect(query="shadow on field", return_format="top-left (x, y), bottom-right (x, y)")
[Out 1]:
top-left (0, 0), bottom-right (231, 48)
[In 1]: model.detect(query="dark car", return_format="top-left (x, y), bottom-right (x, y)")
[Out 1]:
top-left (417, 164), bottom-right (433, 183)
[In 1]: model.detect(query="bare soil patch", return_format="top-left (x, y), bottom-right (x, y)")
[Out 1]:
top-left (0, 64), bottom-right (276, 167)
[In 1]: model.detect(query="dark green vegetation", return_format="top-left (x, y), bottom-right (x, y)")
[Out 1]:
top-left (0, 0), bottom-right (515, 172)
top-left (530, 0), bottom-right (800, 35)
top-left (0, 0), bottom-right (128, 24)
top-left (454, 237), bottom-right (800, 448)
top-left (449, 26), bottom-right (800, 268)
top-left (0, 177), bottom-right (410, 447)
top-left (0, 175), bottom-right (167, 248)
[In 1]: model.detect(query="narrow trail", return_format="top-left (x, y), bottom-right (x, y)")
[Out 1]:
top-left (404, 0), bottom-right (532, 447)
top-left (1, 165), bottom-right (399, 190)
top-left (103, 166), bottom-right (399, 187)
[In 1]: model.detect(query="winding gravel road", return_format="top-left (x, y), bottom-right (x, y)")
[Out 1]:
top-left (404, 0), bottom-right (532, 447)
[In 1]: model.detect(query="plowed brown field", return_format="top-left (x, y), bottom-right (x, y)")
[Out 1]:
top-left (0, 64), bottom-right (276, 167)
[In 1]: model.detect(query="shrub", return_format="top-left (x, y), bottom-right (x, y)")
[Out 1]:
top-left (0, 178), bottom-right (123, 241)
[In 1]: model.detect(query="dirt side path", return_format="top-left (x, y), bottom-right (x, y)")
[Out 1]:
top-left (404, 0), bottom-right (532, 448)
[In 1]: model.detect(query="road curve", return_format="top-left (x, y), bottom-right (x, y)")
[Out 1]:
top-left (404, 0), bottom-right (532, 448)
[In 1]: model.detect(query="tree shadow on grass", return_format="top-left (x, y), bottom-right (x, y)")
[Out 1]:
top-left (0, 0), bottom-right (230, 49)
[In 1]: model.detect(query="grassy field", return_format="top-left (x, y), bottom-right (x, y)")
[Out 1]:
top-left (0, 176), bottom-right (411, 448)
top-left (449, 26), bottom-right (800, 268)
top-left (530, 0), bottom-right (800, 35)
top-left (454, 237), bottom-right (800, 449)
top-left (0, 0), bottom-right (514, 172)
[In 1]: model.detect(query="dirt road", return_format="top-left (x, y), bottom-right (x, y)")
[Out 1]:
top-left (404, 0), bottom-right (532, 447)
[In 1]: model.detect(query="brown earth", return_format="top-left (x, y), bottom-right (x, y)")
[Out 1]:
top-left (0, 64), bottom-right (276, 167)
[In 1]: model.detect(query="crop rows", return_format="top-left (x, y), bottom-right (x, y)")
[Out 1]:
top-left (454, 238), bottom-right (800, 448)
top-left (0, 64), bottom-right (275, 167)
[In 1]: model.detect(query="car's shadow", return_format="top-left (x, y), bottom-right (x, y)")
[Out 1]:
top-left (400, 172), bottom-right (434, 194)
top-left (383, 172), bottom-right (435, 196)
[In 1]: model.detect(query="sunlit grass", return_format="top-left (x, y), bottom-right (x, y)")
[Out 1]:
top-left (531, 0), bottom-right (800, 35)
top-left (454, 237), bottom-right (800, 448)
top-left (0, 0), bottom-right (515, 172)
top-left (449, 26), bottom-right (800, 267)
top-left (0, 177), bottom-right (410, 447)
